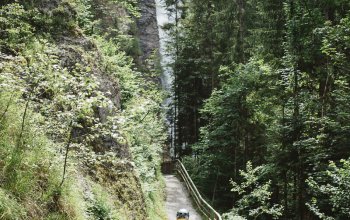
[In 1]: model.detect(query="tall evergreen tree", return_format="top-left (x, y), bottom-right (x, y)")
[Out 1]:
top-left (170, 0), bottom-right (350, 219)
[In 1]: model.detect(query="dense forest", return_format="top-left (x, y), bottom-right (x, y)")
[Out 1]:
top-left (165, 0), bottom-right (350, 219)
top-left (0, 0), bottom-right (168, 219)
top-left (1, 0), bottom-right (350, 219)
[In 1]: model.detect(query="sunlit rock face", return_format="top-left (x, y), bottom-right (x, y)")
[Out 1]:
top-left (137, 0), bottom-right (160, 67)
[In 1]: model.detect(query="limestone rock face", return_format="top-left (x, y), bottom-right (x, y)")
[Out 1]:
top-left (56, 36), bottom-right (127, 157)
top-left (0, 0), bottom-right (160, 218)
top-left (137, 0), bottom-right (160, 66)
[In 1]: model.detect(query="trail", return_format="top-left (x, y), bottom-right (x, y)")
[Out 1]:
top-left (164, 175), bottom-right (202, 220)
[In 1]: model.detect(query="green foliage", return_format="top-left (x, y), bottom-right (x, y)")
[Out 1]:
top-left (0, 3), bottom-right (33, 53)
top-left (118, 79), bottom-right (167, 219)
top-left (171, 0), bottom-right (350, 219)
top-left (223, 162), bottom-right (283, 220)
top-left (183, 60), bottom-right (274, 209)
top-left (146, 178), bottom-right (167, 219)
top-left (307, 159), bottom-right (350, 220)
top-left (0, 0), bottom-right (167, 218)
top-left (0, 188), bottom-right (26, 220)
top-left (87, 184), bottom-right (119, 220)
top-left (51, 2), bottom-right (78, 32)
top-left (0, 91), bottom-right (88, 219)
top-left (318, 17), bottom-right (350, 65)
top-left (89, 200), bottom-right (112, 220)
top-left (71, 0), bottom-right (94, 33)
top-left (110, 0), bottom-right (140, 18)
top-left (94, 36), bottom-right (139, 106)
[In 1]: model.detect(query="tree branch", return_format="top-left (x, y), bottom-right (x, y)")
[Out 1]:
top-left (0, 94), bottom-right (13, 124)
top-left (59, 120), bottom-right (73, 188)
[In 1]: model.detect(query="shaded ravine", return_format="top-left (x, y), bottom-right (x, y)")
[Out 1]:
top-left (164, 175), bottom-right (202, 220)
top-left (154, 2), bottom-right (201, 219)
top-left (155, 0), bottom-right (175, 158)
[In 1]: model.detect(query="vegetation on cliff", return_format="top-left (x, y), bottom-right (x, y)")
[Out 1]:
top-left (0, 0), bottom-right (167, 219)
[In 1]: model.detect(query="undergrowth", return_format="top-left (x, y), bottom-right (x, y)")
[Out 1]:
top-left (0, 0), bottom-right (167, 219)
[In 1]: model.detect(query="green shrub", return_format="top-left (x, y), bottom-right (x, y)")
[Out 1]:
top-left (0, 188), bottom-right (26, 220)
top-left (0, 0), bottom-right (168, 218)
top-left (0, 3), bottom-right (33, 53)
top-left (88, 200), bottom-right (112, 220)
top-left (87, 182), bottom-right (122, 220)
top-left (0, 91), bottom-right (86, 219)
top-left (223, 162), bottom-right (284, 220)
top-left (307, 159), bottom-right (350, 220)
top-left (51, 2), bottom-right (78, 33)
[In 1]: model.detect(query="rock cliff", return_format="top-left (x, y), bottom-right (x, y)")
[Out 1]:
top-left (0, 0), bottom-right (166, 219)
top-left (137, 0), bottom-right (160, 70)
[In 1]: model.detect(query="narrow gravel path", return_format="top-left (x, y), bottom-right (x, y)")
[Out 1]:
top-left (164, 175), bottom-right (202, 220)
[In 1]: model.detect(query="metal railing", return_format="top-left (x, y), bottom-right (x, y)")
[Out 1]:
top-left (175, 159), bottom-right (222, 220)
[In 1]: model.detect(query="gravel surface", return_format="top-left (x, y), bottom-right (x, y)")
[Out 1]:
top-left (164, 175), bottom-right (202, 220)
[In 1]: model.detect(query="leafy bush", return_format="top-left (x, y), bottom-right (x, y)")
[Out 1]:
top-left (0, 188), bottom-right (26, 220)
top-left (51, 2), bottom-right (78, 33)
top-left (0, 91), bottom-right (87, 219)
top-left (223, 162), bottom-right (283, 220)
top-left (0, 0), bottom-right (167, 218)
top-left (307, 159), bottom-right (350, 220)
top-left (0, 3), bottom-right (33, 53)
